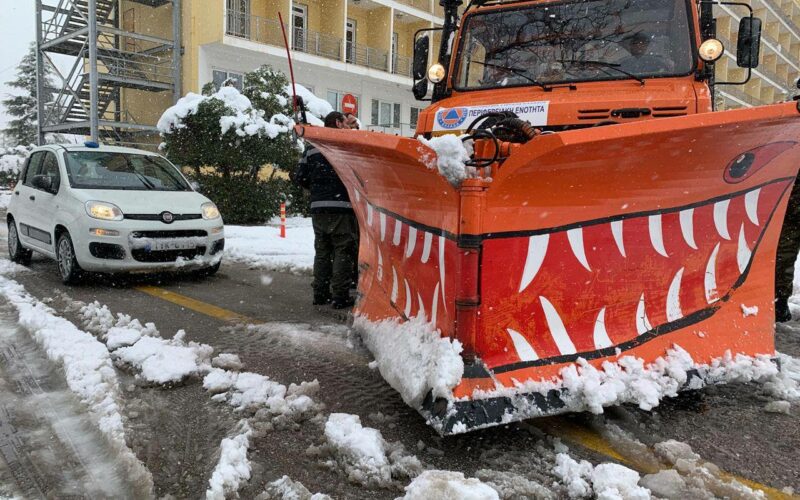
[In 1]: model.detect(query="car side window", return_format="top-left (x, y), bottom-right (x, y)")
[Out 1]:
top-left (40, 152), bottom-right (61, 192)
top-left (23, 152), bottom-right (45, 187)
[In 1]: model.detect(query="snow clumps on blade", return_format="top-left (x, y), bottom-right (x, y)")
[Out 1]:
top-left (418, 134), bottom-right (472, 187)
top-left (256, 475), bottom-right (331, 499)
top-left (354, 315), bottom-right (464, 408)
top-left (553, 453), bottom-right (650, 499)
top-left (206, 420), bottom-right (253, 500)
top-left (313, 413), bottom-right (423, 489)
top-left (287, 83), bottom-right (333, 126)
top-left (0, 276), bottom-right (154, 494)
top-left (400, 470), bottom-right (500, 500)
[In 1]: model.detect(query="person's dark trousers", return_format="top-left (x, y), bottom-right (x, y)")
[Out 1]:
top-left (775, 178), bottom-right (800, 322)
top-left (312, 213), bottom-right (359, 302)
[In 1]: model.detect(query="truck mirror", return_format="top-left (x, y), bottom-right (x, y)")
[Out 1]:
top-left (737, 17), bottom-right (762, 68)
top-left (413, 35), bottom-right (430, 81)
top-left (412, 79), bottom-right (429, 100)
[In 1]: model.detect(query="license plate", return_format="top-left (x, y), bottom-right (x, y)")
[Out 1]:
top-left (151, 240), bottom-right (198, 251)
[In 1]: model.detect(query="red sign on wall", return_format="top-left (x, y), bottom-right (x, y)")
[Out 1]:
top-left (342, 94), bottom-right (358, 115)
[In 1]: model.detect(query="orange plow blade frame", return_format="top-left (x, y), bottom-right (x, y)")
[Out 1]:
top-left (300, 101), bottom-right (800, 434)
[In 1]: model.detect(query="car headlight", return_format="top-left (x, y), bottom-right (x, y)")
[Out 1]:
top-left (202, 202), bottom-right (220, 220)
top-left (85, 201), bottom-right (123, 221)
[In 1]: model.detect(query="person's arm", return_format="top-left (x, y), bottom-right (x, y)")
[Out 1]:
top-left (292, 149), bottom-right (312, 190)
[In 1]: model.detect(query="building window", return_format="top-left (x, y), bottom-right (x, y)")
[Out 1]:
top-left (226, 0), bottom-right (250, 37)
top-left (327, 90), bottom-right (359, 117)
top-left (346, 19), bottom-right (357, 63)
top-left (371, 99), bottom-right (400, 127)
top-left (212, 70), bottom-right (243, 91)
top-left (410, 107), bottom-right (422, 127)
top-left (292, 3), bottom-right (308, 52)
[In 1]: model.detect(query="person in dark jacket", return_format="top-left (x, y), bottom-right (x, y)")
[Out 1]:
top-left (292, 111), bottom-right (358, 309)
top-left (775, 180), bottom-right (800, 322)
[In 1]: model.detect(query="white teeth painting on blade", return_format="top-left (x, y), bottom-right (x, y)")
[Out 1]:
top-left (507, 181), bottom-right (784, 360)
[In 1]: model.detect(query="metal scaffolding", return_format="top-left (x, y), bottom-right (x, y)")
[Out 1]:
top-left (35, 0), bottom-right (181, 147)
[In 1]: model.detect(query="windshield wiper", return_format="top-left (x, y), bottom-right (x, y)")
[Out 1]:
top-left (472, 60), bottom-right (551, 90)
top-left (132, 171), bottom-right (156, 190)
top-left (558, 59), bottom-right (645, 86)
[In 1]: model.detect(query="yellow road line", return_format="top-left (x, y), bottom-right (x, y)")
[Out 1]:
top-left (136, 284), bottom-right (797, 500)
top-left (135, 285), bottom-right (257, 325)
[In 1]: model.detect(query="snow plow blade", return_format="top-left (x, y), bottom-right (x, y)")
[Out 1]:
top-left (299, 101), bottom-right (800, 434)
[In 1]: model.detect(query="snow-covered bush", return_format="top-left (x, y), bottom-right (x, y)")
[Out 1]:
top-left (0, 145), bottom-right (32, 185)
top-left (158, 65), bottom-right (331, 223)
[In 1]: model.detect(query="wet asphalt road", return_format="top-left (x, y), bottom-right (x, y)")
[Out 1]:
top-left (0, 222), bottom-right (798, 499)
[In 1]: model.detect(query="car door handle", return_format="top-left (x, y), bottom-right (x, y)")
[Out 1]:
top-left (29, 195), bottom-right (35, 201)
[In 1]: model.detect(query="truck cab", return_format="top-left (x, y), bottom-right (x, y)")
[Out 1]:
top-left (412, 0), bottom-right (762, 135)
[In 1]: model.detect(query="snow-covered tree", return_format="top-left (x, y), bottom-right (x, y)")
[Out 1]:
top-left (2, 44), bottom-right (53, 146)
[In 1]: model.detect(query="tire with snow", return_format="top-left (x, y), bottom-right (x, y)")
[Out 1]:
top-left (7, 219), bottom-right (32, 265)
top-left (56, 232), bottom-right (83, 285)
top-left (195, 261), bottom-right (221, 278)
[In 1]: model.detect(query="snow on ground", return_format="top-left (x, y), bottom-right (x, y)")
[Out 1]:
top-left (0, 190), bottom-right (12, 209)
top-left (553, 453), bottom-right (650, 499)
top-left (400, 470), bottom-right (500, 500)
top-left (309, 413), bottom-right (423, 489)
top-left (80, 301), bottom-right (213, 384)
top-left (0, 270), bottom-right (153, 494)
top-left (224, 217), bottom-right (315, 274)
top-left (354, 315), bottom-right (464, 409)
top-left (256, 475), bottom-right (331, 499)
top-left (206, 420), bottom-right (253, 500)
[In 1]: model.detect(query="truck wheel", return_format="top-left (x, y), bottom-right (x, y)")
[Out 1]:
top-left (7, 219), bottom-right (32, 265)
top-left (56, 232), bottom-right (83, 285)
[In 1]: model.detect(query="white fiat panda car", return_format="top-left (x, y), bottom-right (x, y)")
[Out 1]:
top-left (6, 143), bottom-right (225, 284)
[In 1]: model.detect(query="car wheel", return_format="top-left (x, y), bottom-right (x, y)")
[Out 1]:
top-left (56, 232), bottom-right (83, 284)
top-left (7, 219), bottom-right (32, 265)
top-left (195, 261), bottom-right (221, 278)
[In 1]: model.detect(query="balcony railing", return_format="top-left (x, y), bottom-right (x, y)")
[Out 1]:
top-left (226, 9), bottom-right (411, 78)
top-left (392, 54), bottom-right (412, 78)
top-left (347, 42), bottom-right (389, 72)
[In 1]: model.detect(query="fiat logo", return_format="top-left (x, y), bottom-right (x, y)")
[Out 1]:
top-left (161, 211), bottom-right (175, 224)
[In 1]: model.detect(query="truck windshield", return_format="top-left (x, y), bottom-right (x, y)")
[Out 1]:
top-left (455, 0), bottom-right (695, 90)
top-left (65, 151), bottom-right (191, 191)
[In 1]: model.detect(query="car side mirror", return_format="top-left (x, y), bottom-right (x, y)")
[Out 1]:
top-left (737, 17), bottom-right (762, 68)
top-left (190, 180), bottom-right (201, 192)
top-left (413, 35), bottom-right (430, 81)
top-left (32, 175), bottom-right (54, 193)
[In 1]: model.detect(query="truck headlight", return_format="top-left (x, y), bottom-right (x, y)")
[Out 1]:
top-left (202, 202), bottom-right (220, 220)
top-left (85, 201), bottom-right (123, 221)
top-left (699, 39), bottom-right (724, 62)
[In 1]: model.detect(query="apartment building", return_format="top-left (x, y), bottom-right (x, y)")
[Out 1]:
top-left (109, 0), bottom-right (800, 140)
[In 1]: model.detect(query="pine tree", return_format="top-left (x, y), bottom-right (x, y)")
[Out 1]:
top-left (2, 43), bottom-right (53, 146)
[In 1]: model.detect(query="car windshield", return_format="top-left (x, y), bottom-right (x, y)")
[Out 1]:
top-left (455, 0), bottom-right (695, 90)
top-left (65, 151), bottom-right (191, 191)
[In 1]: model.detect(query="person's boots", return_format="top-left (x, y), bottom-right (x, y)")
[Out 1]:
top-left (313, 294), bottom-right (331, 306)
top-left (331, 296), bottom-right (355, 309)
top-left (776, 298), bottom-right (792, 323)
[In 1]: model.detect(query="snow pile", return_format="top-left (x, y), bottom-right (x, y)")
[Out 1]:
top-left (312, 413), bottom-right (423, 488)
top-left (649, 440), bottom-right (765, 499)
top-left (203, 369), bottom-right (321, 425)
top-left (0, 145), bottom-right (31, 174)
top-left (418, 135), bottom-right (473, 187)
top-left (0, 275), bottom-right (153, 493)
top-left (354, 315), bottom-right (464, 408)
top-left (0, 190), bottom-right (12, 209)
top-left (257, 476), bottom-right (331, 499)
top-left (400, 470), bottom-right (500, 500)
top-left (553, 453), bottom-right (650, 499)
top-left (80, 301), bottom-right (214, 384)
top-left (206, 420), bottom-right (253, 500)
top-left (158, 86), bottom-right (292, 138)
top-left (224, 218), bottom-right (315, 274)
top-left (212, 353), bottom-right (244, 371)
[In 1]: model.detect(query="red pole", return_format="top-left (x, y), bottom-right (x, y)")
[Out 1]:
top-left (278, 12), bottom-right (298, 118)
top-left (280, 202), bottom-right (287, 238)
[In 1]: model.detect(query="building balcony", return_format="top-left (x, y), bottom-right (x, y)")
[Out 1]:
top-left (225, 9), bottom-right (413, 78)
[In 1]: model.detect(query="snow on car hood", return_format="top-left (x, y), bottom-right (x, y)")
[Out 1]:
top-left (71, 189), bottom-right (212, 215)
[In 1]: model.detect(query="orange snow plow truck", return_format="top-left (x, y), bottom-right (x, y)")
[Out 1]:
top-left (298, 0), bottom-right (800, 434)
